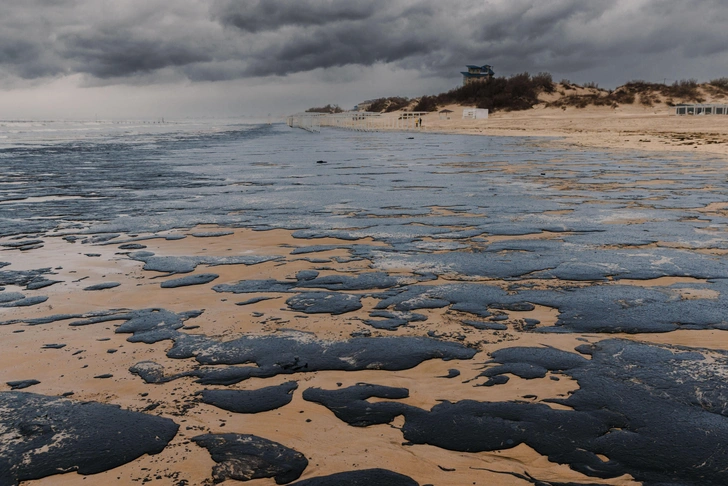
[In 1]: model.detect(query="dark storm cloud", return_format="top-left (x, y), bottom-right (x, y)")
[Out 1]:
top-left (59, 29), bottom-right (212, 78)
top-left (1, 0), bottom-right (727, 85)
top-left (210, 0), bottom-right (386, 33)
top-left (0, 1), bottom-right (219, 81)
top-left (238, 11), bottom-right (438, 77)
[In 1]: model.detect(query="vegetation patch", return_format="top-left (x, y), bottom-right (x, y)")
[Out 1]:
top-left (429, 72), bottom-right (555, 112)
top-left (305, 104), bottom-right (344, 114)
top-left (367, 97), bottom-right (411, 113)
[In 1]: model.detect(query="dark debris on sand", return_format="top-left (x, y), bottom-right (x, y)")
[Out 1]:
top-left (0, 392), bottom-right (178, 485)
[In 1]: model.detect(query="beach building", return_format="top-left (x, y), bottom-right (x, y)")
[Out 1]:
top-left (461, 64), bottom-right (495, 86)
top-left (463, 108), bottom-right (488, 119)
top-left (675, 103), bottom-right (728, 115)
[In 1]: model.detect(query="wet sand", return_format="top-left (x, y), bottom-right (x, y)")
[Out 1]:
top-left (3, 123), bottom-right (728, 486)
top-left (1, 222), bottom-right (725, 485)
top-left (2, 227), bottom-right (644, 486)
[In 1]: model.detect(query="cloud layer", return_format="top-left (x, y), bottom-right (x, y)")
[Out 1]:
top-left (2, 0), bottom-right (728, 89)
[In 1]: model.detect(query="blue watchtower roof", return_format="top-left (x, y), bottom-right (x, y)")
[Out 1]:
top-left (464, 65), bottom-right (495, 75)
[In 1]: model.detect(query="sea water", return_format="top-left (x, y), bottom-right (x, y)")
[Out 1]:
top-left (2, 118), bottom-right (723, 241)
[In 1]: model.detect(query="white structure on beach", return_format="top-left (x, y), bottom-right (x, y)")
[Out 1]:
top-left (285, 113), bottom-right (322, 132)
top-left (675, 104), bottom-right (728, 115)
top-left (463, 108), bottom-right (489, 119)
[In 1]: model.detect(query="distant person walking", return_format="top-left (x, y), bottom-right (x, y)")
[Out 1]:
top-left (419, 117), bottom-right (423, 128)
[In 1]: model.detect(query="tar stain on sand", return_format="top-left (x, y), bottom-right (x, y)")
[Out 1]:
top-left (11, 307), bottom-right (477, 387)
top-left (199, 381), bottom-right (299, 413)
top-left (288, 468), bottom-right (419, 485)
top-left (0, 392), bottom-right (178, 485)
top-left (192, 433), bottom-right (307, 484)
top-left (160, 273), bottom-right (219, 288)
top-left (128, 316), bottom-right (477, 385)
top-left (5, 380), bottom-right (40, 390)
top-left (128, 251), bottom-right (280, 275)
top-left (304, 339), bottom-right (728, 485)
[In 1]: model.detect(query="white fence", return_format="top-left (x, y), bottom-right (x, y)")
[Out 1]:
top-left (287, 112), bottom-right (432, 132)
top-left (675, 104), bottom-right (728, 116)
top-left (463, 108), bottom-right (489, 119)
top-left (286, 113), bottom-right (322, 132)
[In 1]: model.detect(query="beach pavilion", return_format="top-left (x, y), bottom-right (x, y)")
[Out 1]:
top-left (675, 103), bottom-right (728, 115)
top-left (461, 64), bottom-right (495, 86)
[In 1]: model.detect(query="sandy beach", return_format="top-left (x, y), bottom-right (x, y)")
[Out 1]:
top-left (3, 120), bottom-right (728, 486)
top-left (1, 227), bottom-right (641, 486)
top-left (6, 1), bottom-right (728, 484)
top-left (424, 103), bottom-right (728, 157)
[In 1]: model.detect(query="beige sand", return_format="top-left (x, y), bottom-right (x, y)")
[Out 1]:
top-left (0, 226), bottom-right (668, 486)
top-left (6, 92), bottom-right (728, 484)
top-left (420, 103), bottom-right (728, 158)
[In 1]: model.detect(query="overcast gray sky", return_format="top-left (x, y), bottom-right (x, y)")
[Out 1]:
top-left (1, 0), bottom-right (727, 119)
